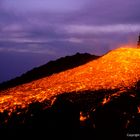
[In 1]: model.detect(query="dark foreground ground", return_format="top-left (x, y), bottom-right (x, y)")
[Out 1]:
top-left (0, 88), bottom-right (140, 139)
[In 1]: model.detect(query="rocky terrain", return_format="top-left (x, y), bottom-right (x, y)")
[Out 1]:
top-left (0, 46), bottom-right (140, 138)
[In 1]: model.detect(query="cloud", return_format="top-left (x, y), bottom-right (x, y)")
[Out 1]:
top-left (59, 0), bottom-right (140, 25)
top-left (2, 24), bottom-right (23, 32)
top-left (0, 43), bottom-right (56, 55)
top-left (65, 24), bottom-right (140, 34)
top-left (0, 0), bottom-right (140, 56)
top-left (2, 0), bottom-right (89, 13)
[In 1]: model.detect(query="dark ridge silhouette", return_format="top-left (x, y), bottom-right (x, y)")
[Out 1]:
top-left (0, 52), bottom-right (99, 91)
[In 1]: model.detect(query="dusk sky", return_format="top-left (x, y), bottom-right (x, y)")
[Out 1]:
top-left (0, 0), bottom-right (140, 83)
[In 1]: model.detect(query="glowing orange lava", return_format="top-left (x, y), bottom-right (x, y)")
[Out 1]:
top-left (102, 96), bottom-right (111, 105)
top-left (80, 112), bottom-right (87, 121)
top-left (0, 46), bottom-right (140, 115)
top-left (138, 106), bottom-right (140, 113)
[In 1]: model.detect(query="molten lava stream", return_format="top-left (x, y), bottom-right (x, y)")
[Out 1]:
top-left (0, 46), bottom-right (140, 116)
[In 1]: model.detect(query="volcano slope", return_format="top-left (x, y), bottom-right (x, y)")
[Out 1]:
top-left (0, 46), bottom-right (140, 132)
top-left (0, 52), bottom-right (98, 91)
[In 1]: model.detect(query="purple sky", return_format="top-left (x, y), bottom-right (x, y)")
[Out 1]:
top-left (0, 0), bottom-right (140, 83)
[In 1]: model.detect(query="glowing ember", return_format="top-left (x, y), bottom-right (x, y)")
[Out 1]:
top-left (138, 106), bottom-right (140, 113)
top-left (0, 46), bottom-right (140, 115)
top-left (80, 112), bottom-right (88, 121)
top-left (102, 96), bottom-right (111, 105)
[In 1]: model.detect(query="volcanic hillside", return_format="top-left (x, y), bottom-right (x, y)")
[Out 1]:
top-left (0, 52), bottom-right (99, 91)
top-left (0, 46), bottom-right (140, 131)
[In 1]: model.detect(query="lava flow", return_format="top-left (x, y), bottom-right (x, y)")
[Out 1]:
top-left (0, 46), bottom-right (140, 115)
